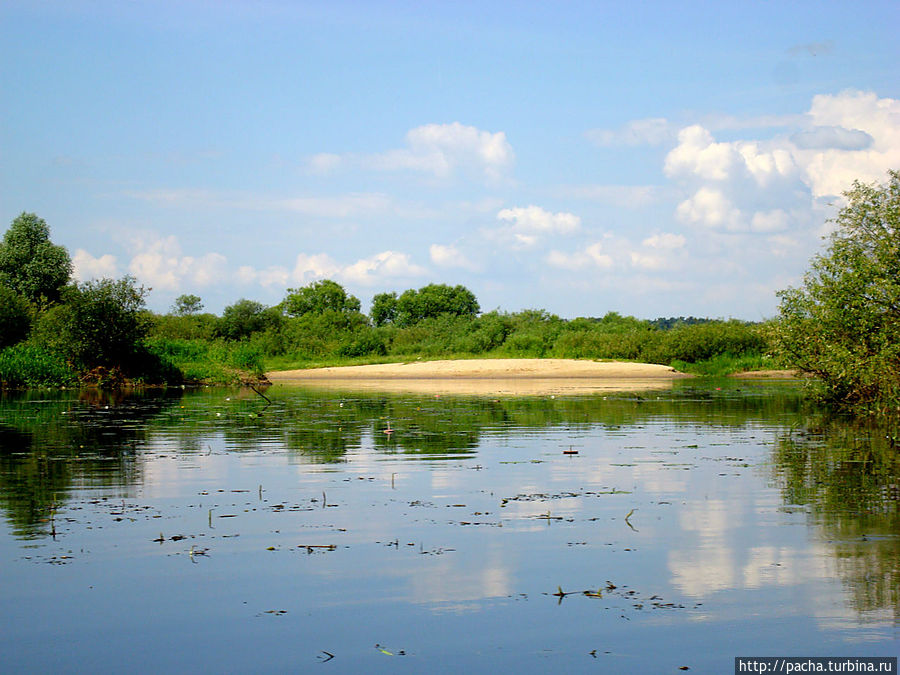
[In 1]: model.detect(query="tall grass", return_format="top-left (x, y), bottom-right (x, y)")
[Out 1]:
top-left (0, 343), bottom-right (75, 387)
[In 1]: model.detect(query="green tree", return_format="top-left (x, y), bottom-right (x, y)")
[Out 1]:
top-left (774, 170), bottom-right (900, 414)
top-left (172, 293), bottom-right (204, 316)
top-left (217, 299), bottom-right (279, 340)
top-left (395, 283), bottom-right (479, 327)
top-left (370, 291), bottom-right (398, 326)
top-left (51, 276), bottom-right (150, 372)
top-left (0, 212), bottom-right (72, 305)
top-left (282, 279), bottom-right (361, 317)
top-left (0, 284), bottom-right (32, 348)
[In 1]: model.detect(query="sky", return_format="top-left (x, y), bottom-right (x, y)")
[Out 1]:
top-left (2, 1), bottom-right (898, 320)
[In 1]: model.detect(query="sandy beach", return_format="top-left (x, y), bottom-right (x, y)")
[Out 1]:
top-left (266, 358), bottom-right (691, 396)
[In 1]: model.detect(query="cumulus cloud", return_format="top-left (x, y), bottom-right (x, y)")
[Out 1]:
top-left (663, 90), bottom-right (900, 233)
top-left (790, 126), bottom-right (873, 151)
top-left (675, 187), bottom-right (744, 230)
top-left (322, 122), bottom-right (515, 182)
top-left (430, 243), bottom-right (476, 270)
top-left (124, 235), bottom-right (227, 290)
top-left (493, 205), bottom-right (581, 248)
top-left (342, 251), bottom-right (427, 285)
top-left (72, 249), bottom-right (119, 281)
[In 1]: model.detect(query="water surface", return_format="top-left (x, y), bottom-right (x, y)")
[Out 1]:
top-left (1, 381), bottom-right (897, 672)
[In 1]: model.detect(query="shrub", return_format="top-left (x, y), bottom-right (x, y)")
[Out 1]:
top-left (0, 284), bottom-right (31, 348)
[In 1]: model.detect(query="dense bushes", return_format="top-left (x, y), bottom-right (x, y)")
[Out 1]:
top-left (0, 343), bottom-right (74, 387)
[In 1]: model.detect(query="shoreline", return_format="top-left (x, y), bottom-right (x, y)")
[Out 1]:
top-left (265, 358), bottom-right (692, 396)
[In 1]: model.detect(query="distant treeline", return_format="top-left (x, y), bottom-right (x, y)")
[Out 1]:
top-left (0, 212), bottom-right (778, 388)
top-left (145, 282), bottom-right (776, 383)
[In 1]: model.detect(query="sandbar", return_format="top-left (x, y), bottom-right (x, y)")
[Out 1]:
top-left (266, 358), bottom-right (691, 396)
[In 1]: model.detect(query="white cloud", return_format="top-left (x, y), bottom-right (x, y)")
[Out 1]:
top-left (790, 126), bottom-right (873, 151)
top-left (125, 235), bottom-right (227, 290)
top-left (292, 253), bottom-right (341, 282)
top-left (801, 90), bottom-right (900, 198)
top-left (676, 187), bottom-right (743, 230)
top-left (663, 90), bottom-right (900, 235)
top-left (430, 243), bottom-right (476, 270)
top-left (341, 250), bottom-right (427, 285)
top-left (72, 249), bottom-right (119, 281)
top-left (642, 233), bottom-right (686, 249)
top-left (493, 205), bottom-right (581, 249)
top-left (306, 152), bottom-right (342, 174)
top-left (238, 250), bottom-right (427, 290)
top-left (665, 125), bottom-right (742, 182)
top-left (546, 242), bottom-right (612, 270)
top-left (355, 122), bottom-right (514, 182)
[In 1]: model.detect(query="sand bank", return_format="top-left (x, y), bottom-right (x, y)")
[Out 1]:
top-left (266, 359), bottom-right (690, 396)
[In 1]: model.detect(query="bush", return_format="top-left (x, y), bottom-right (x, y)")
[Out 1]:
top-left (217, 299), bottom-right (281, 341)
top-left (44, 276), bottom-right (150, 374)
top-left (338, 330), bottom-right (388, 358)
top-left (230, 343), bottom-right (265, 377)
top-left (0, 284), bottom-right (31, 348)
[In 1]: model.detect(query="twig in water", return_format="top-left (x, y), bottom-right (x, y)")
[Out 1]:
top-left (248, 383), bottom-right (271, 405)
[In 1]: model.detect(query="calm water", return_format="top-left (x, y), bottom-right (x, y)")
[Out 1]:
top-left (1, 381), bottom-right (897, 673)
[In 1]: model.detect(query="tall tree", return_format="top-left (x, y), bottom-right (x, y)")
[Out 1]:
top-left (282, 279), bottom-right (361, 317)
top-left (0, 212), bottom-right (72, 305)
top-left (395, 283), bottom-right (479, 327)
top-left (172, 294), bottom-right (204, 316)
top-left (775, 170), bottom-right (900, 414)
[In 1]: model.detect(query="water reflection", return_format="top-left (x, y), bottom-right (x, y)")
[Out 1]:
top-left (773, 415), bottom-right (900, 624)
top-left (0, 381), bottom-right (898, 671)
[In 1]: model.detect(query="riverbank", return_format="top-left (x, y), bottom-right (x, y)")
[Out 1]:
top-left (266, 358), bottom-right (691, 395)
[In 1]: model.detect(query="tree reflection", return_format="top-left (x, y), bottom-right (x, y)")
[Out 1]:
top-left (773, 415), bottom-right (900, 622)
top-left (0, 390), bottom-right (180, 537)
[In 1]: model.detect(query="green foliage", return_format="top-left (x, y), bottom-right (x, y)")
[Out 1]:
top-left (229, 343), bottom-right (265, 377)
top-left (149, 312), bottom-right (219, 341)
top-left (774, 170), bottom-right (900, 415)
top-left (370, 291), bottom-right (398, 326)
top-left (0, 212), bottom-right (72, 305)
top-left (0, 284), bottom-right (32, 349)
top-left (395, 283), bottom-right (479, 327)
top-left (46, 276), bottom-right (150, 373)
top-left (0, 343), bottom-right (75, 387)
top-left (283, 279), bottom-right (361, 317)
top-left (217, 299), bottom-right (281, 340)
top-left (641, 320), bottom-right (767, 365)
top-left (172, 293), bottom-right (203, 316)
top-left (338, 329), bottom-right (388, 358)
top-left (144, 337), bottom-right (264, 384)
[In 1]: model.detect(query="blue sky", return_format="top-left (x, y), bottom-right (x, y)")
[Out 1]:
top-left (2, 1), bottom-right (898, 319)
